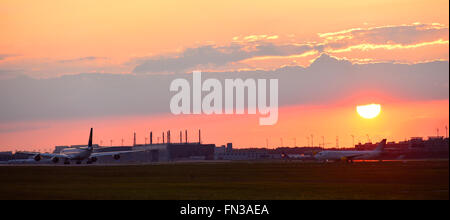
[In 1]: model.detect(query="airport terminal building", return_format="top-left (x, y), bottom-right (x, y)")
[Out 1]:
top-left (83, 143), bottom-right (215, 164)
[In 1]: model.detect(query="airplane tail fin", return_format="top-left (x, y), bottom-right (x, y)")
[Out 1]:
top-left (88, 128), bottom-right (93, 150)
top-left (375, 139), bottom-right (386, 152)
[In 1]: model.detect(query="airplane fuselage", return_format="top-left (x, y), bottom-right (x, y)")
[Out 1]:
top-left (315, 150), bottom-right (382, 161)
top-left (59, 147), bottom-right (92, 161)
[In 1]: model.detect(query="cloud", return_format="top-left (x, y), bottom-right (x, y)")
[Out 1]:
top-left (133, 45), bottom-right (250, 73)
top-left (321, 23), bottom-right (449, 52)
top-left (0, 23), bottom-right (447, 78)
top-left (58, 56), bottom-right (106, 63)
top-left (132, 41), bottom-right (316, 74)
top-left (131, 23), bottom-right (448, 74)
top-left (0, 54), bottom-right (18, 61)
top-left (0, 68), bottom-right (26, 80)
top-left (1, 54), bottom-right (448, 123)
top-left (329, 39), bottom-right (449, 53)
top-left (0, 56), bottom-right (128, 78)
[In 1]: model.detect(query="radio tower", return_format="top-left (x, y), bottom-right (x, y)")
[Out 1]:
top-left (167, 130), bottom-right (171, 143)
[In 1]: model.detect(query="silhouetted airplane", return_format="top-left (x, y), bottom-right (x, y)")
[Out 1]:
top-left (314, 139), bottom-right (386, 162)
top-left (33, 128), bottom-right (143, 164)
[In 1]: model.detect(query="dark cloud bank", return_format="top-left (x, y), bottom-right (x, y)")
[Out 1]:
top-left (0, 54), bottom-right (448, 123)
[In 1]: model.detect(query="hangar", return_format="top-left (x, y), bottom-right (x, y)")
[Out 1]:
top-left (93, 142), bottom-right (215, 164)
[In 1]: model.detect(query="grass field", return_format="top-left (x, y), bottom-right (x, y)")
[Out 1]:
top-left (0, 161), bottom-right (448, 200)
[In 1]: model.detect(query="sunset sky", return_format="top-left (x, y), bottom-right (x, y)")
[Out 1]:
top-left (0, 0), bottom-right (449, 151)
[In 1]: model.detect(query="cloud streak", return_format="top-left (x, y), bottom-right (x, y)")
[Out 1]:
top-left (57, 56), bottom-right (106, 63)
top-left (133, 42), bottom-right (316, 74)
top-left (320, 23), bottom-right (448, 45)
top-left (329, 39), bottom-right (449, 53)
top-left (0, 54), bottom-right (19, 61)
top-left (322, 23), bottom-right (449, 53)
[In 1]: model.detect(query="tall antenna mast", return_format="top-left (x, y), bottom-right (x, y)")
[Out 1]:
top-left (167, 130), bottom-right (171, 144)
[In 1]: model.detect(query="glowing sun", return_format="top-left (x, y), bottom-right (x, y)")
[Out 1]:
top-left (356, 104), bottom-right (381, 119)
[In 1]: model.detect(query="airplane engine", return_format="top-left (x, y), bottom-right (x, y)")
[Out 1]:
top-left (87, 157), bottom-right (97, 164)
top-left (51, 157), bottom-right (59, 163)
top-left (34, 154), bottom-right (41, 161)
top-left (341, 157), bottom-right (353, 163)
top-left (113, 154), bottom-right (120, 160)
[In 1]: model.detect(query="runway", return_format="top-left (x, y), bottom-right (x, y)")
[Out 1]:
top-left (0, 158), bottom-right (447, 166)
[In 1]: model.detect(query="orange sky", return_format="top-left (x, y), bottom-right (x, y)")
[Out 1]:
top-left (1, 0), bottom-right (449, 73)
top-left (0, 99), bottom-right (448, 152)
top-left (0, 0), bottom-right (448, 151)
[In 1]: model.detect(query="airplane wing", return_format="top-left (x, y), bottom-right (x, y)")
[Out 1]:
top-left (343, 153), bottom-right (368, 160)
top-left (38, 153), bottom-right (70, 159)
top-left (90, 149), bottom-right (146, 157)
top-left (19, 152), bottom-right (70, 159)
